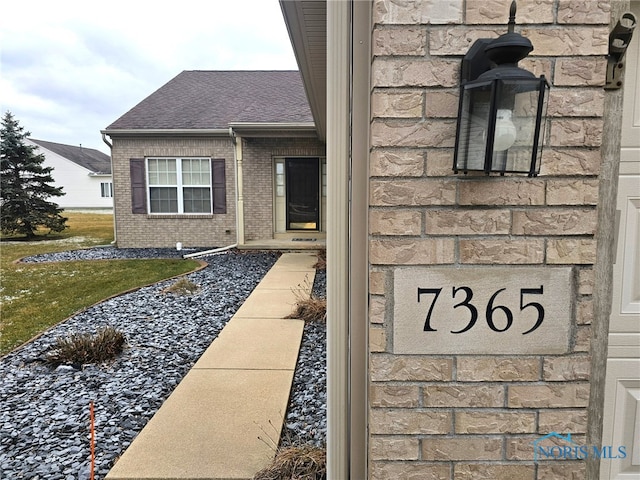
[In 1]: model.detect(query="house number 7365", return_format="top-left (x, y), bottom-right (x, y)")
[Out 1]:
top-left (417, 286), bottom-right (544, 334)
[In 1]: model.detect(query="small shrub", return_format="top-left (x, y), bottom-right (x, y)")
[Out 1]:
top-left (163, 277), bottom-right (199, 295)
top-left (313, 249), bottom-right (326, 270)
top-left (286, 296), bottom-right (326, 323)
top-left (46, 326), bottom-right (126, 366)
top-left (286, 277), bottom-right (326, 323)
top-left (253, 444), bottom-right (326, 480)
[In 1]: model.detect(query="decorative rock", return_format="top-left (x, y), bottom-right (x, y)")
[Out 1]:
top-left (1, 249), bottom-right (327, 478)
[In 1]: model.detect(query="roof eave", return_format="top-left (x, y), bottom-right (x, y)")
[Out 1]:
top-left (280, 0), bottom-right (327, 142)
top-left (229, 122), bottom-right (318, 138)
top-left (103, 123), bottom-right (318, 139)
top-left (101, 128), bottom-right (231, 137)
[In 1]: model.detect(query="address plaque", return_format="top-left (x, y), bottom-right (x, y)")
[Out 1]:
top-left (393, 267), bottom-right (573, 355)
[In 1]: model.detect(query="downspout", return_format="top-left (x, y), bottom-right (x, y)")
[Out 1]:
top-left (183, 128), bottom-right (243, 259)
top-left (182, 243), bottom-right (237, 258)
top-left (230, 127), bottom-right (246, 247)
top-left (101, 132), bottom-right (117, 246)
top-left (101, 132), bottom-right (112, 149)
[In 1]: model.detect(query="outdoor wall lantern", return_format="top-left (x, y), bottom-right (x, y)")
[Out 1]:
top-left (453, 1), bottom-right (550, 177)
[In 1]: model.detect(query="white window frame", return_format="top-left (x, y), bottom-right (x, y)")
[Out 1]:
top-left (146, 157), bottom-right (213, 214)
top-left (100, 182), bottom-right (113, 198)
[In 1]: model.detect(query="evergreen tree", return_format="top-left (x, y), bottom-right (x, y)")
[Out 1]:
top-left (1, 111), bottom-right (67, 238)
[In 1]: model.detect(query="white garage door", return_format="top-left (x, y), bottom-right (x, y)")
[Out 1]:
top-left (601, 2), bottom-right (640, 479)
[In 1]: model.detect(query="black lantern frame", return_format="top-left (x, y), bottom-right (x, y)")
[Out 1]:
top-left (453, 1), bottom-right (550, 177)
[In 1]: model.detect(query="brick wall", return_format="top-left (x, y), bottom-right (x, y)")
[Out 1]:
top-left (110, 136), bottom-right (237, 248)
top-left (368, 0), bottom-right (609, 477)
top-left (241, 137), bottom-right (325, 240)
top-left (110, 135), bottom-right (325, 248)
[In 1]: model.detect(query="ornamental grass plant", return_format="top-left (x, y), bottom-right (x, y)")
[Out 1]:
top-left (163, 277), bottom-right (200, 295)
top-left (285, 276), bottom-right (326, 324)
top-left (45, 326), bottom-right (126, 366)
top-left (252, 444), bottom-right (326, 480)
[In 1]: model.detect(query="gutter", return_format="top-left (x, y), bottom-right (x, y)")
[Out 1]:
top-left (101, 132), bottom-right (113, 149)
top-left (227, 122), bottom-right (317, 137)
top-left (228, 122), bottom-right (315, 130)
top-left (100, 128), bottom-right (230, 137)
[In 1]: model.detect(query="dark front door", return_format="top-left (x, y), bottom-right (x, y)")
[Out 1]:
top-left (286, 158), bottom-right (320, 230)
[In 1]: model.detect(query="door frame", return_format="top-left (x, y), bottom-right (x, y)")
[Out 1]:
top-left (273, 156), bottom-right (326, 234)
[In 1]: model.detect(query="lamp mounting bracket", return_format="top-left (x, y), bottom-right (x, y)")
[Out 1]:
top-left (461, 38), bottom-right (494, 83)
top-left (605, 11), bottom-right (637, 90)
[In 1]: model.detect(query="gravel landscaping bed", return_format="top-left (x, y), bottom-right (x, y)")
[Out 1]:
top-left (0, 248), bottom-right (327, 479)
top-left (19, 246), bottom-right (212, 263)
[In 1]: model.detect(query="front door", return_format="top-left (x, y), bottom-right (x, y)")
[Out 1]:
top-left (285, 158), bottom-right (320, 231)
top-left (601, 2), bottom-right (640, 478)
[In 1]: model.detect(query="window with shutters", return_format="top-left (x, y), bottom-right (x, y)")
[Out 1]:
top-left (147, 158), bottom-right (212, 214)
top-left (129, 158), bottom-right (225, 215)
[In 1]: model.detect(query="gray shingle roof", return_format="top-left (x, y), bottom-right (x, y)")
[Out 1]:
top-left (106, 70), bottom-right (313, 131)
top-left (29, 139), bottom-right (111, 174)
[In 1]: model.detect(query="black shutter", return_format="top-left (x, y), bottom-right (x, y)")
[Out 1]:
top-left (130, 159), bottom-right (147, 214)
top-left (212, 159), bottom-right (226, 214)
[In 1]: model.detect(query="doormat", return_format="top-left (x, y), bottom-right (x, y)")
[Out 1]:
top-left (292, 238), bottom-right (317, 241)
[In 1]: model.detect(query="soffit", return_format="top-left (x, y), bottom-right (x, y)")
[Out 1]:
top-left (280, 0), bottom-right (327, 142)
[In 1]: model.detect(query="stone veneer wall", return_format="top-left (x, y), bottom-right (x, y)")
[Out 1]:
top-left (241, 137), bottom-right (325, 241)
top-left (367, 0), bottom-right (609, 478)
top-left (110, 136), bottom-right (237, 248)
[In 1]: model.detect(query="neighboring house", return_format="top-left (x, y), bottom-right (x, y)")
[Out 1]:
top-left (102, 70), bottom-right (325, 248)
top-left (27, 138), bottom-right (113, 209)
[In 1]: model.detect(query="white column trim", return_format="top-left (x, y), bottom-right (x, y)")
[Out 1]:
top-left (326, 0), bottom-right (350, 477)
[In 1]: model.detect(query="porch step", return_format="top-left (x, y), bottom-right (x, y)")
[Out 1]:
top-left (106, 253), bottom-right (318, 480)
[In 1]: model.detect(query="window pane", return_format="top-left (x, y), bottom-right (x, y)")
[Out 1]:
top-left (149, 159), bottom-right (177, 185)
top-left (455, 82), bottom-right (492, 172)
top-left (183, 187), bottom-right (211, 213)
top-left (150, 187), bottom-right (178, 213)
top-left (321, 160), bottom-right (327, 197)
top-left (182, 159), bottom-right (210, 186)
top-left (100, 182), bottom-right (113, 198)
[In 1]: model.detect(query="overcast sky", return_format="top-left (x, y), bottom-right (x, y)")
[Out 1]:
top-left (1, 0), bottom-right (298, 154)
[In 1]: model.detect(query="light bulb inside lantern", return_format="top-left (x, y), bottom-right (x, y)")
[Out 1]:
top-left (493, 109), bottom-right (517, 151)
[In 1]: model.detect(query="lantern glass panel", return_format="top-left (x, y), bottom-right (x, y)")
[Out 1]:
top-left (488, 79), bottom-right (548, 175)
top-left (454, 81), bottom-right (493, 172)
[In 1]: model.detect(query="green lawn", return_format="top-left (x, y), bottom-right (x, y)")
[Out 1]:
top-left (0, 212), bottom-right (201, 354)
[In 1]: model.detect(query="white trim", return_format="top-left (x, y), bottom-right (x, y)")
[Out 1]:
top-left (228, 122), bottom-right (315, 130)
top-left (102, 129), bottom-right (230, 137)
top-left (103, 125), bottom-right (316, 139)
top-left (146, 157), bottom-right (213, 215)
top-left (234, 136), bottom-right (245, 246)
top-left (349, 1), bottom-right (371, 477)
top-left (326, 1), bottom-right (350, 477)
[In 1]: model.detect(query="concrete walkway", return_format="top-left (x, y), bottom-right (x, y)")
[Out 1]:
top-left (106, 252), bottom-right (318, 480)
